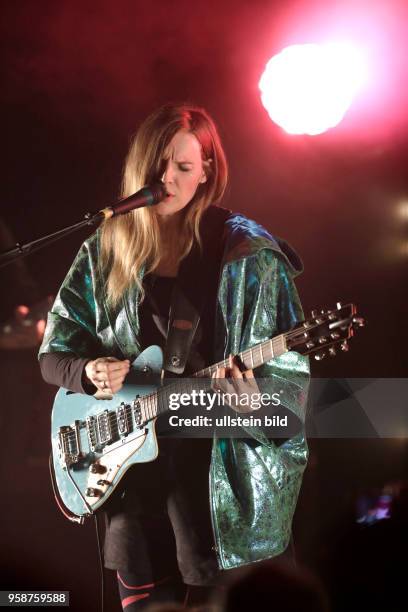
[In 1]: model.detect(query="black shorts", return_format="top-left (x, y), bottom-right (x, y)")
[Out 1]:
top-left (103, 438), bottom-right (219, 586)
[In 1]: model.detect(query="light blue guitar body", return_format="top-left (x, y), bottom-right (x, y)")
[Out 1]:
top-left (51, 346), bottom-right (163, 519)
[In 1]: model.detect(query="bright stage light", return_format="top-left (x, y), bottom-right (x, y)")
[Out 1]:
top-left (259, 42), bottom-right (368, 135)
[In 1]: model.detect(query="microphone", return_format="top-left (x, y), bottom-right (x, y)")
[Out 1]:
top-left (98, 182), bottom-right (167, 220)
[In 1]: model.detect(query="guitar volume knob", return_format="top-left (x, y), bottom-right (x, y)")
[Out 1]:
top-left (89, 463), bottom-right (106, 474)
top-left (85, 487), bottom-right (102, 498)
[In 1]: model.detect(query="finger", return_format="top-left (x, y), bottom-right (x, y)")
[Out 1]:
top-left (93, 360), bottom-right (110, 374)
top-left (95, 380), bottom-right (110, 392)
top-left (212, 369), bottom-right (224, 393)
top-left (95, 360), bottom-right (130, 374)
top-left (106, 358), bottom-right (131, 367)
top-left (93, 372), bottom-right (109, 384)
top-left (230, 363), bottom-right (243, 379)
top-left (95, 359), bottom-right (130, 372)
top-left (93, 370), bottom-right (121, 383)
top-left (106, 371), bottom-right (128, 386)
top-left (110, 375), bottom-right (128, 392)
top-left (106, 362), bottom-right (130, 376)
top-left (232, 354), bottom-right (247, 373)
top-left (216, 377), bottom-right (235, 395)
top-left (109, 383), bottom-right (123, 394)
top-left (242, 368), bottom-right (255, 378)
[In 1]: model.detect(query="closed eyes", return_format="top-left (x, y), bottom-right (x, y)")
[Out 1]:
top-left (178, 163), bottom-right (192, 172)
top-left (160, 158), bottom-right (194, 174)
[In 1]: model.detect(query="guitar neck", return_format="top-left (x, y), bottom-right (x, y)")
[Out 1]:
top-left (137, 333), bottom-right (288, 423)
top-left (194, 333), bottom-right (288, 378)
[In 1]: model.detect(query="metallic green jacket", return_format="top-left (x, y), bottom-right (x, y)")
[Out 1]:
top-left (40, 211), bottom-right (309, 570)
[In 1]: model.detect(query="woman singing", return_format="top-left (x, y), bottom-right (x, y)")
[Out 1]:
top-left (39, 104), bottom-right (309, 609)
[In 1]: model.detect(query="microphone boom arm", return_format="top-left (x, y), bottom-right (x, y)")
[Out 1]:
top-left (0, 182), bottom-right (165, 269)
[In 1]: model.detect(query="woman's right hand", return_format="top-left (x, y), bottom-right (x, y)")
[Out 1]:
top-left (84, 357), bottom-right (130, 394)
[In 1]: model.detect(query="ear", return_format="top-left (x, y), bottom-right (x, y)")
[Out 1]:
top-left (200, 158), bottom-right (212, 183)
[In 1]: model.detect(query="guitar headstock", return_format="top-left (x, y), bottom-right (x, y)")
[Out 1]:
top-left (286, 302), bottom-right (365, 360)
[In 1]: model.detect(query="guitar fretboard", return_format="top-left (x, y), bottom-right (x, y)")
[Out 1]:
top-left (137, 333), bottom-right (288, 424)
top-left (194, 333), bottom-right (287, 378)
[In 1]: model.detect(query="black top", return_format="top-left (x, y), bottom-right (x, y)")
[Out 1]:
top-left (39, 272), bottom-right (216, 392)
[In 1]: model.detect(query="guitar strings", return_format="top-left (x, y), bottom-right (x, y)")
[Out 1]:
top-left (60, 340), bottom-right (301, 444)
top-left (60, 316), bottom-right (347, 444)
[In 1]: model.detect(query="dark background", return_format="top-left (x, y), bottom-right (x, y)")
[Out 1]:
top-left (1, 1), bottom-right (407, 610)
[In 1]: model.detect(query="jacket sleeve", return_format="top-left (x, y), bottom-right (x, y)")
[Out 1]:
top-left (220, 247), bottom-right (310, 445)
top-left (39, 240), bottom-right (101, 359)
top-left (211, 247), bottom-right (310, 568)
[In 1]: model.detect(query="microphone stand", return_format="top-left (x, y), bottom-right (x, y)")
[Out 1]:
top-left (0, 210), bottom-right (104, 269)
top-left (0, 183), bottom-right (165, 269)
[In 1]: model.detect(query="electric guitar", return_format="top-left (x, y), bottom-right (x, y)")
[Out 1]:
top-left (50, 302), bottom-right (364, 522)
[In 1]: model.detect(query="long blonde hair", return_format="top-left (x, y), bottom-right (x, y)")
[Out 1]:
top-left (100, 104), bottom-right (228, 305)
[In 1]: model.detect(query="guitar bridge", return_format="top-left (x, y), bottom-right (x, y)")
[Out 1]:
top-left (86, 415), bottom-right (99, 452)
top-left (57, 420), bottom-right (82, 468)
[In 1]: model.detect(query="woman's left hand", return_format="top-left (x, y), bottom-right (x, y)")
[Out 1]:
top-left (211, 355), bottom-right (261, 414)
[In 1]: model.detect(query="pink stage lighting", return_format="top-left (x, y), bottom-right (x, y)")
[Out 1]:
top-left (259, 42), bottom-right (368, 135)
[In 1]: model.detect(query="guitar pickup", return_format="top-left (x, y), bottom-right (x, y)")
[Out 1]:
top-left (117, 403), bottom-right (131, 436)
top-left (97, 410), bottom-right (113, 445)
top-left (57, 420), bottom-right (82, 468)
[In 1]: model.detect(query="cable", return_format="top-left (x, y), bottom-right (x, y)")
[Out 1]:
top-left (48, 454), bottom-right (85, 524)
top-left (94, 513), bottom-right (105, 612)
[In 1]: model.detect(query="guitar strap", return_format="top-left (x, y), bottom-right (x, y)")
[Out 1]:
top-left (162, 205), bottom-right (232, 375)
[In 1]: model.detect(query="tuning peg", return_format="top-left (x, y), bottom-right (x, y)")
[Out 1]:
top-left (329, 347), bottom-right (336, 357)
top-left (340, 340), bottom-right (349, 352)
top-left (336, 302), bottom-right (343, 310)
top-left (330, 332), bottom-right (340, 340)
top-left (314, 351), bottom-right (326, 361)
top-left (311, 309), bottom-right (318, 318)
top-left (353, 317), bottom-right (365, 328)
top-left (320, 309), bottom-right (326, 315)
top-left (318, 337), bottom-right (327, 344)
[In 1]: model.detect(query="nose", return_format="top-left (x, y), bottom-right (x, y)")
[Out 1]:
top-left (161, 159), bottom-right (175, 184)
